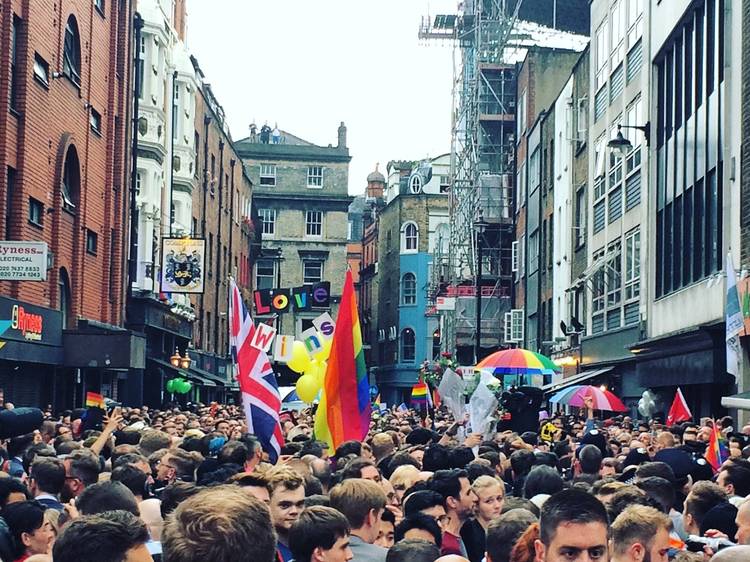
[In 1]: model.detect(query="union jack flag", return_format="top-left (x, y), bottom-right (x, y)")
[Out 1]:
top-left (229, 279), bottom-right (283, 463)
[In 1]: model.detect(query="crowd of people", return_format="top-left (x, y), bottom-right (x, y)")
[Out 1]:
top-left (0, 396), bottom-right (747, 561)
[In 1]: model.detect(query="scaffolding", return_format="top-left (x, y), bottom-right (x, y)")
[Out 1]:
top-left (420, 0), bottom-right (521, 362)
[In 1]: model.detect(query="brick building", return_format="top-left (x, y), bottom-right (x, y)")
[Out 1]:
top-left (0, 0), bottom-right (142, 408)
top-left (188, 73), bottom-right (256, 403)
top-left (360, 167), bottom-right (385, 370)
top-left (347, 195), bottom-right (365, 290)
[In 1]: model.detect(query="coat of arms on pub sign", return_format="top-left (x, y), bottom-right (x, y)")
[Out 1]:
top-left (161, 238), bottom-right (206, 294)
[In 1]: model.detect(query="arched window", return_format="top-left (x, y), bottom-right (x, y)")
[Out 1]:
top-left (435, 223), bottom-right (450, 254)
top-left (62, 146), bottom-right (80, 211)
top-left (63, 16), bottom-right (81, 85)
top-left (401, 222), bottom-right (418, 253)
top-left (59, 268), bottom-right (72, 329)
top-left (409, 174), bottom-right (422, 194)
top-left (401, 273), bottom-right (416, 305)
top-left (401, 328), bottom-right (415, 363)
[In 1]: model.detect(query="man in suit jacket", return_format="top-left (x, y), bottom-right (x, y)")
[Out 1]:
top-left (330, 479), bottom-right (388, 562)
top-left (29, 457), bottom-right (65, 511)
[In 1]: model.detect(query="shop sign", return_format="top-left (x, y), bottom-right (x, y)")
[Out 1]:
top-left (0, 242), bottom-right (48, 281)
top-left (161, 238), bottom-right (205, 294)
top-left (0, 297), bottom-right (62, 347)
top-left (436, 297), bottom-right (456, 310)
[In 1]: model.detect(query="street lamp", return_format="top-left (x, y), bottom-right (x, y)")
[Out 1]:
top-left (179, 350), bottom-right (192, 370)
top-left (473, 208), bottom-right (489, 365)
top-left (169, 347), bottom-right (181, 368)
top-left (607, 123), bottom-right (651, 158)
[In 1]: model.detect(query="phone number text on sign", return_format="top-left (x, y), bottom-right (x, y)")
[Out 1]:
top-left (0, 242), bottom-right (48, 281)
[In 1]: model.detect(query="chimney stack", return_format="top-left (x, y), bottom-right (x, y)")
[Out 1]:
top-left (337, 122), bottom-right (347, 149)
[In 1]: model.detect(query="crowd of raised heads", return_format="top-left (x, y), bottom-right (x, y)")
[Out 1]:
top-left (0, 400), bottom-right (748, 561)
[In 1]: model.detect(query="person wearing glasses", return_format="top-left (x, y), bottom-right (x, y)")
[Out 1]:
top-left (61, 449), bottom-right (100, 503)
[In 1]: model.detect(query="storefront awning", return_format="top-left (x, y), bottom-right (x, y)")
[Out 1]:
top-left (187, 372), bottom-right (216, 387)
top-left (722, 392), bottom-right (750, 410)
top-left (187, 365), bottom-right (226, 387)
top-left (542, 366), bottom-right (614, 394)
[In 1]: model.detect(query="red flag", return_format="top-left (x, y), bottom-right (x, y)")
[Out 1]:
top-left (666, 387), bottom-right (692, 426)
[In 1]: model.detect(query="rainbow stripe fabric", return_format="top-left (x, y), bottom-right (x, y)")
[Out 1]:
top-left (476, 347), bottom-right (560, 375)
top-left (85, 392), bottom-right (105, 409)
top-left (314, 270), bottom-right (370, 450)
top-left (705, 422), bottom-right (730, 471)
top-left (411, 382), bottom-right (429, 409)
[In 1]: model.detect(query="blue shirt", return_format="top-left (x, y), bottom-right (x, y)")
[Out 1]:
top-left (277, 541), bottom-right (293, 562)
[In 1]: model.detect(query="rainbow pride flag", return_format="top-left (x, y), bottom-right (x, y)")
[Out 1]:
top-left (85, 392), bottom-right (105, 409)
top-left (411, 382), bottom-right (429, 409)
top-left (314, 270), bottom-right (370, 450)
top-left (705, 421), bottom-right (730, 471)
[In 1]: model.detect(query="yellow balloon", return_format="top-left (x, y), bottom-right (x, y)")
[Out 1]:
top-left (316, 337), bottom-right (333, 361)
top-left (296, 374), bottom-right (320, 403)
top-left (287, 341), bottom-right (311, 374)
top-left (304, 359), bottom-right (321, 379)
top-left (316, 360), bottom-right (328, 386)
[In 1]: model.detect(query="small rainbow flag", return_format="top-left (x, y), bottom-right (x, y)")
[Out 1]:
top-left (705, 421), bottom-right (730, 471)
top-left (411, 382), bottom-right (430, 409)
top-left (85, 391), bottom-right (105, 409)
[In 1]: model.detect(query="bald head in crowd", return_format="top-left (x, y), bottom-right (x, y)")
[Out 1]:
top-left (712, 546), bottom-right (750, 562)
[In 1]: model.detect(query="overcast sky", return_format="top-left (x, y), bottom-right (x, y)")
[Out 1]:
top-left (185, 0), bottom-right (456, 195)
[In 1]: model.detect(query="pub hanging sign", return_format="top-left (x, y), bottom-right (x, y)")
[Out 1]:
top-left (161, 238), bottom-right (205, 294)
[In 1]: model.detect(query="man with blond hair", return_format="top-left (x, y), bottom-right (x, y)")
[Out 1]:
top-left (162, 484), bottom-right (276, 562)
top-left (371, 433), bottom-right (396, 466)
top-left (139, 429), bottom-right (172, 457)
top-left (266, 464), bottom-right (306, 562)
top-left (611, 505), bottom-right (671, 562)
top-left (330, 478), bottom-right (388, 562)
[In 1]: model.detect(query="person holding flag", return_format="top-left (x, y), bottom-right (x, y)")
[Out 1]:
top-left (314, 269), bottom-right (371, 450)
top-left (705, 419), bottom-right (731, 472)
top-left (667, 387), bottom-right (692, 426)
top-left (229, 278), bottom-right (284, 464)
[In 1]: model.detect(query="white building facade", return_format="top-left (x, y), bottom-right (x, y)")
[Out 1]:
top-left (133, 0), bottom-right (197, 294)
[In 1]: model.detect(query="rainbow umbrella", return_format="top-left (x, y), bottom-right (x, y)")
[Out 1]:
top-left (476, 348), bottom-right (561, 375)
top-left (549, 385), bottom-right (628, 412)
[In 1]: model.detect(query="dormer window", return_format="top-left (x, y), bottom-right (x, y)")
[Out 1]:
top-left (409, 174), bottom-right (422, 194)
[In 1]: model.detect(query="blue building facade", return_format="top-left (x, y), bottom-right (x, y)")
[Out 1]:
top-left (375, 156), bottom-right (450, 406)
